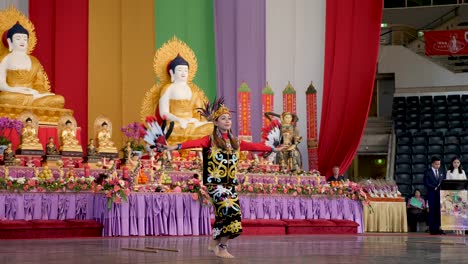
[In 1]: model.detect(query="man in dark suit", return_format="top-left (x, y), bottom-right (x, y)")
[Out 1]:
top-left (328, 166), bottom-right (345, 182)
top-left (423, 156), bottom-right (446, 235)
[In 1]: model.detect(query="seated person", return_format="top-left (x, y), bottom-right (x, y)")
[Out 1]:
top-left (407, 189), bottom-right (427, 232)
top-left (327, 166), bottom-right (345, 182)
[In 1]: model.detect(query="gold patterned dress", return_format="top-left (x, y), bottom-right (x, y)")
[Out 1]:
top-left (180, 134), bottom-right (271, 240)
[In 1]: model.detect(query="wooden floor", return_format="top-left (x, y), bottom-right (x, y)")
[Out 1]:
top-left (0, 234), bottom-right (467, 263)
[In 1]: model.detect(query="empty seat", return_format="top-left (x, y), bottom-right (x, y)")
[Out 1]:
top-left (461, 95), bottom-right (468, 105)
top-left (412, 173), bottom-right (425, 184)
top-left (406, 111), bottom-right (419, 120)
top-left (428, 136), bottom-right (443, 145)
top-left (420, 120), bottom-right (432, 129)
top-left (421, 128), bottom-right (434, 134)
top-left (420, 112), bottom-right (432, 121)
top-left (449, 120), bottom-right (462, 128)
top-left (395, 164), bottom-right (411, 174)
top-left (394, 113), bottom-right (406, 121)
top-left (462, 107), bottom-right (468, 116)
top-left (434, 114), bottom-right (447, 121)
top-left (407, 105), bottom-right (419, 112)
top-left (460, 135), bottom-right (468, 144)
top-left (394, 120), bottom-right (405, 128)
top-left (395, 174), bottom-right (411, 184)
top-left (434, 95), bottom-right (447, 105)
top-left (397, 145), bottom-right (411, 154)
top-left (428, 145), bottom-right (443, 154)
top-left (412, 145), bottom-right (427, 154)
top-left (397, 184), bottom-right (412, 196)
top-left (407, 96), bottom-right (419, 106)
top-left (395, 128), bottom-right (406, 134)
top-left (434, 128), bottom-right (448, 134)
top-left (444, 135), bottom-right (459, 145)
top-left (447, 95), bottom-right (461, 105)
top-left (434, 120), bottom-right (447, 128)
top-left (448, 112), bottom-right (461, 120)
top-left (406, 120), bottom-right (419, 128)
top-left (460, 145), bottom-right (468, 154)
top-left (411, 133), bottom-right (426, 145)
top-left (396, 154), bottom-right (411, 164)
top-left (412, 154), bottom-right (427, 164)
top-left (448, 105), bottom-right (461, 113)
top-left (420, 96), bottom-right (433, 106)
top-left (444, 145), bottom-right (460, 155)
top-left (397, 135), bottom-right (411, 145)
top-left (412, 164), bottom-right (427, 174)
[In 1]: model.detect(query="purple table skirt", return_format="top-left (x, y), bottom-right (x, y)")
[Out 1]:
top-left (0, 192), bottom-right (364, 236)
top-left (0, 192), bottom-right (94, 221)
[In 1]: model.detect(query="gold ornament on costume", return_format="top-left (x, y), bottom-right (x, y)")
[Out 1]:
top-left (140, 36), bottom-right (207, 121)
top-left (0, 7), bottom-right (37, 56)
top-left (212, 105), bottom-right (231, 121)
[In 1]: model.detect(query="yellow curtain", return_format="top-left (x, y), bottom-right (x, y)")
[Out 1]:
top-left (88, 0), bottom-right (155, 150)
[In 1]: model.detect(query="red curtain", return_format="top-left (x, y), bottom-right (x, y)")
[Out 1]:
top-left (29, 0), bottom-right (89, 146)
top-left (318, 0), bottom-right (383, 177)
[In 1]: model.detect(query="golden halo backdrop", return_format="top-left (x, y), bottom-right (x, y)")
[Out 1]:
top-left (0, 6), bottom-right (37, 56)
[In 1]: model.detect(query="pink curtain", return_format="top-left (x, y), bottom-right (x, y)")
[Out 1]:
top-left (318, 0), bottom-right (383, 177)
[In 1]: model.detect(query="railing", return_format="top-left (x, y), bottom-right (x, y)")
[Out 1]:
top-left (385, 0), bottom-right (465, 9)
top-left (419, 6), bottom-right (459, 30)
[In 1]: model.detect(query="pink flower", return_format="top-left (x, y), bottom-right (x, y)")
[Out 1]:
top-left (297, 187), bottom-right (302, 193)
top-left (36, 186), bottom-right (44, 192)
top-left (124, 188), bottom-right (131, 196)
top-left (105, 191), bottom-right (112, 198)
top-left (81, 184), bottom-right (88, 190)
top-left (95, 185), bottom-right (103, 192)
top-left (292, 191), bottom-right (298, 197)
top-left (114, 185), bottom-right (120, 192)
top-left (189, 185), bottom-right (194, 190)
top-left (23, 185), bottom-right (29, 191)
top-left (191, 193), bottom-right (199, 201)
top-left (173, 186), bottom-right (182, 193)
top-left (283, 188), bottom-right (288, 194)
top-left (27, 179), bottom-right (36, 187)
top-left (114, 196), bottom-right (122, 204)
top-left (247, 186), bottom-right (254, 192)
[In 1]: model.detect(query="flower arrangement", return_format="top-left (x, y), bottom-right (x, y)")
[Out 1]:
top-left (121, 122), bottom-right (146, 151)
top-left (0, 117), bottom-right (23, 147)
top-left (361, 179), bottom-right (399, 198)
top-left (93, 174), bottom-right (131, 209)
top-left (0, 174), bottom-right (95, 193)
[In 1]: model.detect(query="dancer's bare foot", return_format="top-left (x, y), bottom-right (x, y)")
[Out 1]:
top-left (215, 244), bottom-right (234, 258)
top-left (207, 239), bottom-right (219, 252)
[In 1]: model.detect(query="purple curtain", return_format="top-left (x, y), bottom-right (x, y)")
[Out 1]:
top-left (214, 0), bottom-right (266, 141)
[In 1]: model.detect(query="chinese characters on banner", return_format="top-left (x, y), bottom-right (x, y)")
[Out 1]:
top-left (425, 30), bottom-right (468, 56)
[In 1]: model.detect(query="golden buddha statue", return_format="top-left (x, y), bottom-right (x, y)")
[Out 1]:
top-left (46, 137), bottom-right (60, 155)
top-left (86, 139), bottom-right (99, 157)
top-left (141, 37), bottom-right (213, 144)
top-left (94, 116), bottom-right (118, 154)
top-left (19, 117), bottom-right (43, 151)
top-left (0, 7), bottom-right (71, 124)
top-left (58, 116), bottom-right (82, 153)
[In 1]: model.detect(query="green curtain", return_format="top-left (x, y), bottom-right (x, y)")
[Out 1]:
top-left (155, 0), bottom-right (217, 101)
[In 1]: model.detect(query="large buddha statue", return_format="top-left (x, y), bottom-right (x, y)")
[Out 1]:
top-left (0, 22), bottom-right (64, 108)
top-left (141, 37), bottom-right (213, 144)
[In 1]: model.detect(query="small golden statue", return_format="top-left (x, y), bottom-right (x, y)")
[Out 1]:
top-left (94, 116), bottom-right (118, 157)
top-left (46, 137), bottom-right (60, 155)
top-left (3, 143), bottom-right (16, 166)
top-left (18, 111), bottom-right (43, 155)
top-left (86, 139), bottom-right (99, 157)
top-left (123, 141), bottom-right (133, 161)
top-left (140, 37), bottom-right (213, 144)
top-left (0, 7), bottom-right (72, 124)
top-left (58, 115), bottom-right (82, 154)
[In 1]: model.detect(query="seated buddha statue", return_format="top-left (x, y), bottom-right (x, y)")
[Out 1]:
top-left (60, 120), bottom-right (82, 152)
top-left (157, 55), bottom-right (213, 144)
top-left (19, 117), bottom-right (43, 151)
top-left (97, 122), bottom-right (117, 153)
top-left (0, 22), bottom-right (64, 108)
top-left (86, 139), bottom-right (99, 157)
top-left (46, 137), bottom-right (60, 155)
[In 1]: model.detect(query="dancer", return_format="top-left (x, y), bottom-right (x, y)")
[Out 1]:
top-left (164, 102), bottom-right (279, 258)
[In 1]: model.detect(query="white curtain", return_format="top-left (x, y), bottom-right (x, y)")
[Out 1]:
top-left (266, 0), bottom-right (326, 170)
top-left (0, 0), bottom-right (28, 15)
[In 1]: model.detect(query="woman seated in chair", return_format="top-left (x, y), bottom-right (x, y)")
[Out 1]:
top-left (407, 189), bottom-right (427, 232)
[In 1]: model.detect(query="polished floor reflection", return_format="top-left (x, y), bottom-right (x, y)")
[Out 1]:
top-left (0, 234), bottom-right (467, 264)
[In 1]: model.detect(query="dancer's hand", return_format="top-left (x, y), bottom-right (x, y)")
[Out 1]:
top-left (165, 145), bottom-right (178, 151)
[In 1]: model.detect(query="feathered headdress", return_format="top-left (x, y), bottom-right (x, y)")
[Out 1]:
top-left (196, 97), bottom-right (232, 121)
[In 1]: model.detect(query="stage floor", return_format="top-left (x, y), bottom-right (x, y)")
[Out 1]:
top-left (0, 234), bottom-right (467, 264)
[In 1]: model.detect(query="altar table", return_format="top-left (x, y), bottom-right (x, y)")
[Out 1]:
top-left (363, 198), bottom-right (407, 233)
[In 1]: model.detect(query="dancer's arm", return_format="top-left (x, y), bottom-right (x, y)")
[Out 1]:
top-left (165, 135), bottom-right (211, 150)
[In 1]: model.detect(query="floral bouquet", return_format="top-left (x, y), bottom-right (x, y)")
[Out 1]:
top-left (93, 174), bottom-right (131, 209)
top-left (121, 122), bottom-right (146, 152)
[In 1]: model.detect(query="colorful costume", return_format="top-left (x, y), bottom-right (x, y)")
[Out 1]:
top-left (180, 134), bottom-right (271, 240)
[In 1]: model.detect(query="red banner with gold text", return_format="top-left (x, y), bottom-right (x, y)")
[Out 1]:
top-left (425, 30), bottom-right (468, 56)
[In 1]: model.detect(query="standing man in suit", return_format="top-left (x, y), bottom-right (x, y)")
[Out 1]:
top-left (423, 156), bottom-right (446, 235)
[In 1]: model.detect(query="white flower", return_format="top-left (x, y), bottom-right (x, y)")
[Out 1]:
top-left (87, 176), bottom-right (95, 182)
top-left (119, 180), bottom-right (125, 187)
top-left (16, 177), bottom-right (26, 184)
top-left (8, 176), bottom-right (13, 181)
